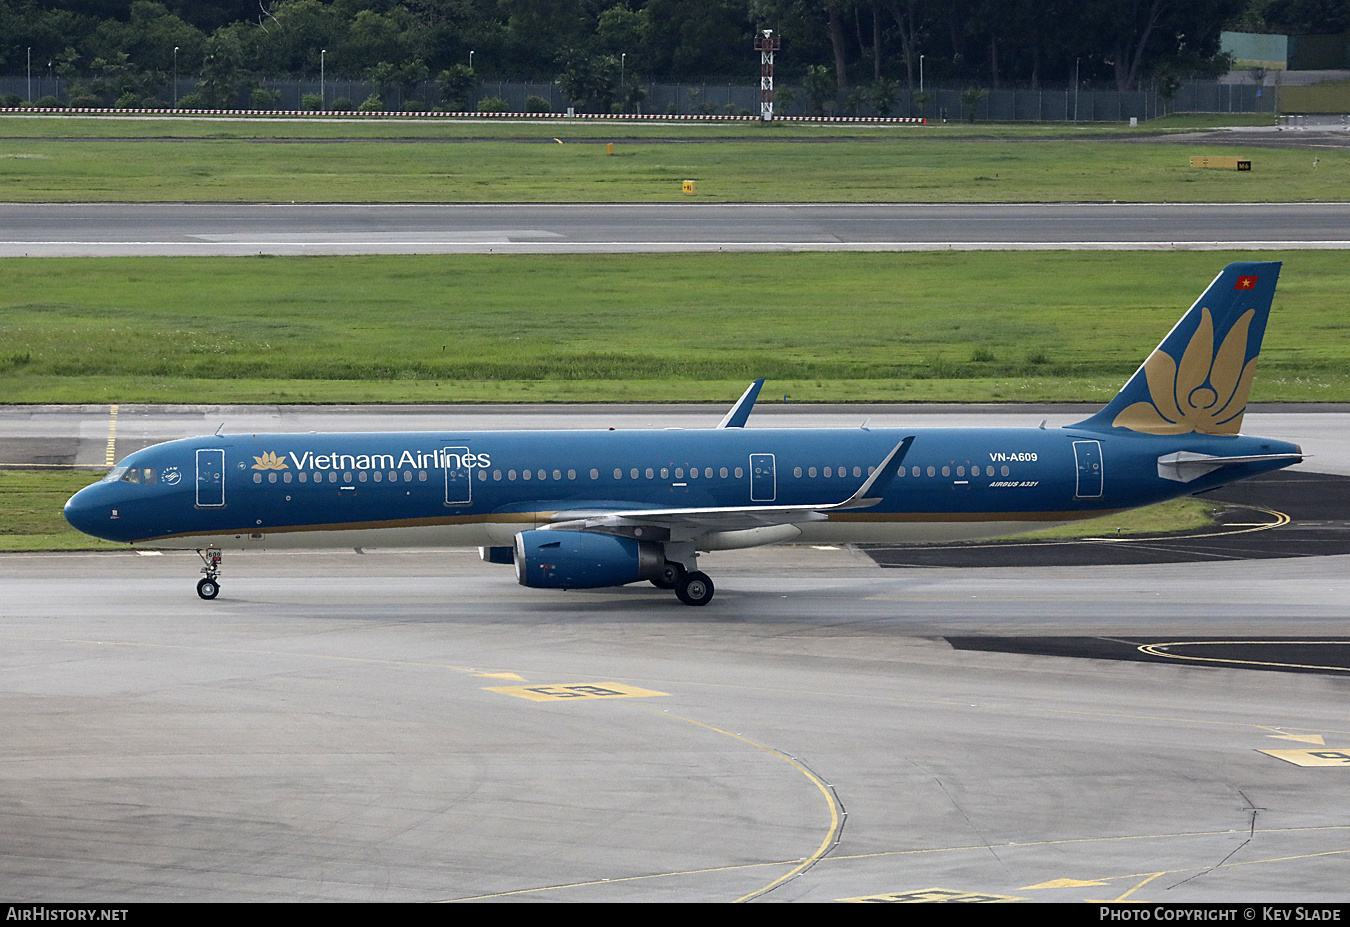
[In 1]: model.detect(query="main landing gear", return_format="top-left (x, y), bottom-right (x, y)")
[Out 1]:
top-left (675, 570), bottom-right (714, 606)
top-left (196, 547), bottom-right (221, 600)
top-left (649, 559), bottom-right (715, 606)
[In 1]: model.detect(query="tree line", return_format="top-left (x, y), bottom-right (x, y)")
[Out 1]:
top-left (0, 0), bottom-right (1344, 110)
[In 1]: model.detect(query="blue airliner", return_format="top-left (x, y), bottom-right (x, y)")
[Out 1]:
top-left (65, 262), bottom-right (1302, 605)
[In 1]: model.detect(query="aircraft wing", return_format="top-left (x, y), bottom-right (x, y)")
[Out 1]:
top-left (547, 436), bottom-right (915, 537)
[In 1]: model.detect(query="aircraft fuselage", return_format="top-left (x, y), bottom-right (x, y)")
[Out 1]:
top-left (65, 424), bottom-right (1300, 551)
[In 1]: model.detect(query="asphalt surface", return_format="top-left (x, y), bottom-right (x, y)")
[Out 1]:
top-left (1, 202), bottom-right (1348, 256)
top-left (3, 545), bottom-right (1350, 901)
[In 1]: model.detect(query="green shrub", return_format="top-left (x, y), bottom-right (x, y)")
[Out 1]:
top-left (477, 96), bottom-right (509, 113)
top-left (358, 93), bottom-right (383, 112)
top-left (251, 87), bottom-right (282, 109)
top-left (176, 92), bottom-right (205, 109)
top-left (114, 92), bottom-right (141, 109)
top-left (526, 95), bottom-right (551, 113)
top-left (331, 97), bottom-right (353, 111)
top-left (301, 93), bottom-right (323, 111)
top-left (35, 95), bottom-right (61, 108)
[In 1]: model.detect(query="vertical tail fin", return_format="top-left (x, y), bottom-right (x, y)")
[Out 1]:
top-left (1074, 261), bottom-right (1280, 436)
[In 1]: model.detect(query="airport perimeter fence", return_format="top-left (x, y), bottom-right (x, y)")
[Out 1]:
top-left (0, 77), bottom-right (1276, 121)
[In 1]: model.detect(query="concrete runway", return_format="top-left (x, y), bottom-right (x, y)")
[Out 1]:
top-left (1, 202), bottom-right (1348, 256)
top-left (4, 404), bottom-right (1350, 902)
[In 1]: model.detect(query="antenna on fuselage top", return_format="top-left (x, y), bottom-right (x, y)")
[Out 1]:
top-left (215, 423), bottom-right (224, 435)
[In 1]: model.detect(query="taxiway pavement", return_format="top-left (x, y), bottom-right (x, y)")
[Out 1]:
top-left (2, 402), bottom-right (1343, 474)
top-left (3, 545), bottom-right (1349, 902)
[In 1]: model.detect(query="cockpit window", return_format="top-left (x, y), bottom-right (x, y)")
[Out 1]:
top-left (111, 467), bottom-right (157, 485)
top-left (105, 466), bottom-right (128, 482)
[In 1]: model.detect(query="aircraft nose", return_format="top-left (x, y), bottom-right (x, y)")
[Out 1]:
top-left (64, 482), bottom-right (114, 539)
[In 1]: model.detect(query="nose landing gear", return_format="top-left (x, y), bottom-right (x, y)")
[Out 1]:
top-left (196, 548), bottom-right (221, 599)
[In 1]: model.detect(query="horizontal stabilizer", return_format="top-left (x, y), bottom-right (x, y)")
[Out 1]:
top-left (1157, 450), bottom-right (1303, 483)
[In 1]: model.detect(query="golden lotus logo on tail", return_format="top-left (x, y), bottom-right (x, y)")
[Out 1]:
top-left (251, 451), bottom-right (289, 470)
top-left (1112, 307), bottom-right (1258, 436)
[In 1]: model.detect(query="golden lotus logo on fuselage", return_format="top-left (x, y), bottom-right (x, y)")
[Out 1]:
top-left (1112, 307), bottom-right (1257, 436)
top-left (252, 451), bottom-right (289, 470)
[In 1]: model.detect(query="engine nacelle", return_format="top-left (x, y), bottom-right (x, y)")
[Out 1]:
top-left (514, 529), bottom-right (664, 589)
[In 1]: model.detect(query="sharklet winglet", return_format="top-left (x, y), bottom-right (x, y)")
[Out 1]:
top-left (716, 379), bottom-right (765, 429)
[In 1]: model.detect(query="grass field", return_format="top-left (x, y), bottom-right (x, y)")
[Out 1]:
top-left (0, 468), bottom-right (119, 550)
top-left (1007, 496), bottom-right (1217, 539)
top-left (1, 250), bottom-right (1345, 404)
top-left (0, 116), bottom-right (1333, 203)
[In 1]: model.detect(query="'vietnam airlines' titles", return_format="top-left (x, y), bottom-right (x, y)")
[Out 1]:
top-left (281, 449), bottom-right (492, 472)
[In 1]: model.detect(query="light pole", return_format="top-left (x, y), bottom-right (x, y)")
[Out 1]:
top-left (469, 50), bottom-right (474, 71)
top-left (27, 47), bottom-right (31, 103)
top-left (919, 54), bottom-right (924, 93)
top-left (320, 49), bottom-right (325, 110)
top-left (1074, 57), bottom-right (1080, 122)
top-left (620, 52), bottom-right (625, 86)
top-left (173, 46), bottom-right (179, 107)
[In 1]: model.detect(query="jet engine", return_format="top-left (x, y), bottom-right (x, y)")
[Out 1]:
top-left (514, 529), bottom-right (664, 589)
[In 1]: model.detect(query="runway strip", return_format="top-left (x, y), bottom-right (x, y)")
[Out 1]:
top-left (1, 203), bottom-right (1348, 256)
